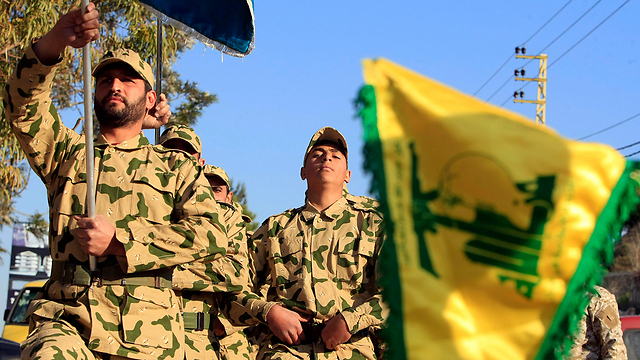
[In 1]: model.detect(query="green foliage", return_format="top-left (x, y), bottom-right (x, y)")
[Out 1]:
top-left (26, 212), bottom-right (48, 241)
top-left (0, 0), bottom-right (218, 230)
top-left (230, 179), bottom-right (258, 232)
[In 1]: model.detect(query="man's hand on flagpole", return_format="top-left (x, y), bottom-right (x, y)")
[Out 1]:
top-left (142, 93), bottom-right (171, 129)
top-left (321, 313), bottom-right (351, 350)
top-left (74, 214), bottom-right (125, 257)
top-left (33, 2), bottom-right (99, 65)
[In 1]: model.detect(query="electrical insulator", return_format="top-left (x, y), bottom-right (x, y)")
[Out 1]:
top-left (519, 91), bottom-right (524, 98)
top-left (515, 69), bottom-right (520, 76)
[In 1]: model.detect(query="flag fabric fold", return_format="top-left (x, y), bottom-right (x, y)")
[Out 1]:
top-left (356, 58), bottom-right (640, 360)
top-left (138, 0), bottom-right (255, 57)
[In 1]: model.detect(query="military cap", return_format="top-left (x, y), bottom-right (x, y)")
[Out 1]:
top-left (203, 164), bottom-right (231, 188)
top-left (159, 125), bottom-right (202, 155)
top-left (303, 126), bottom-right (348, 165)
top-left (92, 48), bottom-right (155, 87)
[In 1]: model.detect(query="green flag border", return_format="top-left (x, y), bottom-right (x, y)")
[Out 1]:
top-left (536, 160), bottom-right (640, 360)
top-left (357, 84), bottom-right (408, 360)
top-left (356, 82), bottom-right (640, 360)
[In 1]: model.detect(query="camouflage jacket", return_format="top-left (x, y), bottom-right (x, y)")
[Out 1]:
top-left (570, 286), bottom-right (627, 360)
top-left (174, 200), bottom-right (251, 360)
top-left (4, 45), bottom-right (229, 359)
top-left (232, 194), bottom-right (386, 358)
top-left (173, 201), bottom-right (249, 294)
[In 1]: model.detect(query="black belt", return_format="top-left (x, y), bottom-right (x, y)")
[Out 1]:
top-left (51, 260), bottom-right (172, 288)
top-left (300, 322), bottom-right (370, 343)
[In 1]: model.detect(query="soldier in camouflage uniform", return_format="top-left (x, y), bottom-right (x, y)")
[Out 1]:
top-left (232, 127), bottom-right (387, 360)
top-left (159, 124), bottom-right (206, 166)
top-left (3, 4), bottom-right (231, 359)
top-left (159, 128), bottom-right (253, 360)
top-left (570, 286), bottom-right (627, 360)
top-left (203, 165), bottom-right (257, 360)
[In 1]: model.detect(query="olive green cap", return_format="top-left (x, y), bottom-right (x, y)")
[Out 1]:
top-left (303, 126), bottom-right (348, 165)
top-left (159, 125), bottom-right (202, 155)
top-left (92, 48), bottom-right (155, 87)
top-left (203, 164), bottom-right (231, 188)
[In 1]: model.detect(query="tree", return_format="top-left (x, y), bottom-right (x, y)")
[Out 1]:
top-left (25, 212), bottom-right (48, 241)
top-left (230, 179), bottom-right (259, 232)
top-left (0, 0), bottom-right (217, 231)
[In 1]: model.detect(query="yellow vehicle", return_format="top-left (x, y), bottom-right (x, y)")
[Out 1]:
top-left (2, 280), bottom-right (46, 343)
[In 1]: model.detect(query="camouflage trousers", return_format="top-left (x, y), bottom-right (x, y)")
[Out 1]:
top-left (184, 329), bottom-right (219, 360)
top-left (21, 318), bottom-right (131, 360)
top-left (257, 333), bottom-right (376, 360)
top-left (216, 328), bottom-right (256, 360)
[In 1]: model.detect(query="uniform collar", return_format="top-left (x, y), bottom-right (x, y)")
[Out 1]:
top-left (300, 195), bottom-right (348, 223)
top-left (94, 132), bottom-right (150, 149)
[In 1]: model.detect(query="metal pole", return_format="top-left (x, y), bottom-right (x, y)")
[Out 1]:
top-left (155, 16), bottom-right (163, 144)
top-left (81, 0), bottom-right (97, 272)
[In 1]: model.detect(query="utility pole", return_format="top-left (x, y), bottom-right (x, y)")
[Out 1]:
top-left (513, 46), bottom-right (547, 126)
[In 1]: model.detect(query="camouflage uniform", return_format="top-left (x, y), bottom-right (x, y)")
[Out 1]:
top-left (173, 201), bottom-right (250, 360)
top-left (159, 124), bottom-right (203, 155)
top-left (237, 193), bottom-right (386, 360)
top-left (229, 127), bottom-right (387, 360)
top-left (570, 286), bottom-right (627, 360)
top-left (204, 165), bottom-right (257, 360)
top-left (4, 45), bottom-right (229, 360)
top-left (159, 129), bottom-right (251, 360)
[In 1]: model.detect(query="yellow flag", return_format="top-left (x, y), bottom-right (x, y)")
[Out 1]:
top-left (358, 58), bottom-right (640, 360)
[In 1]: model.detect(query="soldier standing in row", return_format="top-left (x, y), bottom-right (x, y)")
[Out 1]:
top-left (203, 165), bottom-right (257, 360)
top-left (232, 127), bottom-right (387, 359)
top-left (3, 4), bottom-right (232, 359)
top-left (570, 285), bottom-right (627, 360)
top-left (159, 126), bottom-right (252, 360)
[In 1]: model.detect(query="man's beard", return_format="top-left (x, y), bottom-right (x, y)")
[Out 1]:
top-left (94, 92), bottom-right (147, 129)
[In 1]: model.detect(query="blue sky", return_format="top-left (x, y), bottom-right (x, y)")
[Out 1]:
top-left (1, 0), bottom-right (639, 328)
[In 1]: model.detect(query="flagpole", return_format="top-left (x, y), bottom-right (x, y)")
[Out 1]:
top-left (82, 0), bottom-right (97, 272)
top-left (155, 16), bottom-right (163, 144)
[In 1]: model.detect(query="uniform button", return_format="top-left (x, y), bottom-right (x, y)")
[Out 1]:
top-left (109, 148), bottom-right (115, 153)
top-left (118, 176), bottom-right (124, 183)
top-left (142, 339), bottom-right (148, 344)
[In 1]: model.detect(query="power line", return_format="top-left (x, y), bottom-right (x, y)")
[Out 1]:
top-left (626, 149), bottom-right (640, 158)
top-left (486, 75), bottom-right (513, 102)
top-left (538, 0), bottom-right (602, 56)
top-left (488, 0), bottom-right (605, 103)
top-left (499, 0), bottom-right (630, 109)
top-left (578, 111), bottom-right (640, 140)
top-left (474, 55), bottom-right (512, 96)
top-left (473, 0), bottom-right (574, 96)
top-left (523, 0), bottom-right (576, 45)
top-left (549, 0), bottom-right (631, 68)
top-left (618, 140), bottom-right (640, 151)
